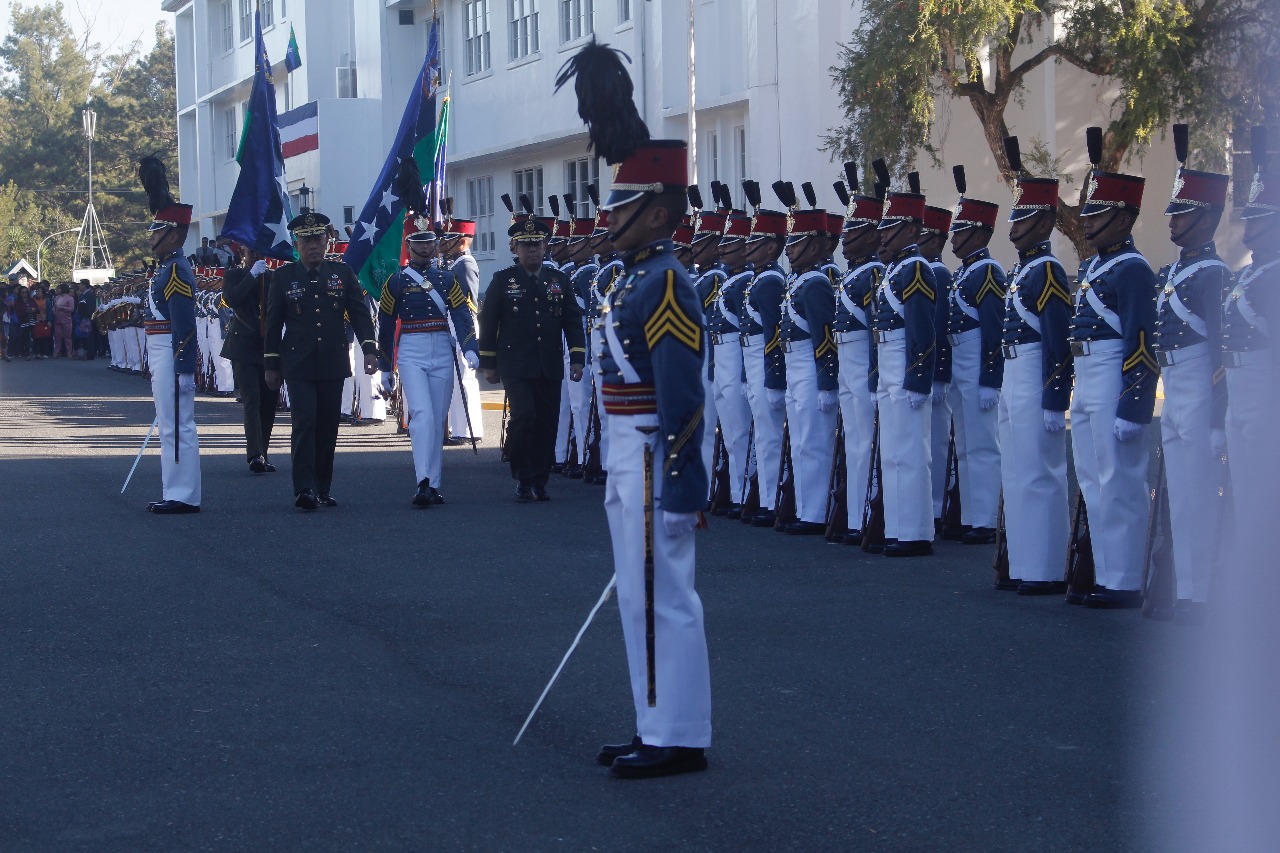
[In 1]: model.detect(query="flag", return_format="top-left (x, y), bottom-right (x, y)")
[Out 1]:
top-left (278, 101), bottom-right (318, 158)
top-left (429, 95), bottom-right (450, 224)
top-left (343, 19), bottom-right (444, 298)
top-left (220, 12), bottom-right (294, 260)
top-left (285, 24), bottom-right (302, 72)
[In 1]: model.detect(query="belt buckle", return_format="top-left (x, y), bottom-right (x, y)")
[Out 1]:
top-left (1156, 349), bottom-right (1173, 368)
top-left (709, 333), bottom-right (722, 346)
top-left (1070, 340), bottom-right (1090, 358)
top-left (1002, 344), bottom-right (1017, 360)
top-left (1224, 351), bottom-right (1243, 369)
top-left (739, 334), bottom-right (751, 348)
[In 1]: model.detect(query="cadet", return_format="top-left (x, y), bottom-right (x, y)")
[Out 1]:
top-left (264, 211), bottom-right (379, 511)
top-left (379, 214), bottom-right (479, 507)
top-left (138, 156), bottom-right (201, 514)
top-left (919, 203), bottom-right (956, 533)
top-left (689, 196), bottom-right (730, 501)
top-left (709, 201), bottom-right (756, 513)
top-left (1068, 127), bottom-right (1158, 608)
top-left (946, 167), bottom-right (1006, 544)
top-left (562, 215), bottom-right (601, 478)
top-left (478, 217), bottom-right (586, 501)
top-left (443, 218), bottom-right (485, 445)
top-left (998, 136), bottom-right (1073, 595)
top-left (220, 245), bottom-right (279, 473)
top-left (587, 220), bottom-right (625, 484)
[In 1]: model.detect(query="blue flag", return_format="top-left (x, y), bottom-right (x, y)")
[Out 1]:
top-left (221, 12), bottom-right (294, 261)
top-left (285, 24), bottom-right (302, 72)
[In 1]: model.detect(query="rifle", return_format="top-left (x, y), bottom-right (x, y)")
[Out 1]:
top-left (738, 425), bottom-right (760, 523)
top-left (583, 386), bottom-right (603, 483)
top-left (1141, 443), bottom-right (1175, 619)
top-left (773, 420), bottom-right (797, 529)
top-left (992, 491), bottom-right (1013, 589)
top-left (1064, 489), bottom-right (1096, 603)
top-left (824, 413), bottom-right (847, 541)
top-left (708, 424), bottom-right (733, 513)
top-left (499, 393), bottom-right (511, 463)
top-left (939, 424), bottom-right (965, 539)
top-left (860, 414), bottom-right (887, 553)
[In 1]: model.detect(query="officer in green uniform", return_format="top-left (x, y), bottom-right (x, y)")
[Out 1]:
top-left (264, 212), bottom-right (378, 510)
top-left (221, 246), bottom-right (279, 474)
top-left (478, 217), bottom-right (587, 501)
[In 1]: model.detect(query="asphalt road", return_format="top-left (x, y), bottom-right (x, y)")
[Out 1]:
top-left (0, 358), bottom-right (1184, 852)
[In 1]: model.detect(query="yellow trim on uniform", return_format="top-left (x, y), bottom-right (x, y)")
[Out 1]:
top-left (814, 327), bottom-right (836, 360)
top-left (703, 287), bottom-right (716, 309)
top-left (974, 267), bottom-right (1006, 304)
top-left (448, 280), bottom-right (467, 310)
top-left (1123, 330), bottom-right (1159, 373)
top-left (479, 350), bottom-right (497, 357)
top-left (164, 266), bottom-right (193, 301)
top-left (644, 270), bottom-right (702, 352)
top-left (379, 276), bottom-right (396, 315)
top-left (664, 406), bottom-right (704, 476)
top-left (765, 328), bottom-right (782, 354)
top-left (1036, 265), bottom-right (1071, 312)
top-left (901, 262), bottom-right (935, 301)
top-left (569, 346), bottom-right (587, 354)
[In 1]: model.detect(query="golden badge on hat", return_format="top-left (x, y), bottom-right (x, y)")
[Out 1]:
top-left (1171, 171), bottom-right (1185, 199)
top-left (1086, 175), bottom-right (1099, 202)
top-left (305, 213), bottom-right (316, 227)
top-left (1012, 184), bottom-right (1024, 206)
top-left (524, 220), bottom-right (535, 232)
top-left (1250, 175), bottom-right (1265, 203)
top-left (414, 216), bottom-right (431, 231)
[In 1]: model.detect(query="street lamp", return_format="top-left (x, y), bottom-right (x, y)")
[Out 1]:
top-left (37, 227), bottom-right (83, 281)
top-left (298, 183), bottom-right (311, 213)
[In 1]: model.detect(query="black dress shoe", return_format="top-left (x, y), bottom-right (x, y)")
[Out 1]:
top-left (783, 520), bottom-right (825, 535)
top-left (551, 462), bottom-right (566, 474)
top-left (961, 526), bottom-right (998, 545)
top-left (248, 456), bottom-right (267, 474)
top-left (317, 494), bottom-right (338, 508)
top-left (940, 524), bottom-right (969, 542)
top-left (597, 736), bottom-right (643, 767)
top-left (295, 489), bottom-right (319, 510)
top-left (749, 510), bottom-right (777, 528)
top-left (412, 479), bottom-right (434, 508)
top-left (710, 504), bottom-right (732, 517)
top-left (515, 484), bottom-right (536, 503)
top-left (609, 745), bottom-right (707, 779)
top-left (883, 539), bottom-right (933, 557)
top-left (843, 530), bottom-right (863, 546)
top-left (1065, 584), bottom-right (1100, 605)
top-left (1085, 587), bottom-right (1143, 609)
top-left (148, 500), bottom-right (199, 515)
top-left (1017, 580), bottom-right (1067, 596)
top-left (993, 577), bottom-right (1025, 591)
top-left (263, 459), bottom-right (277, 472)
top-left (724, 504), bottom-right (744, 520)
top-left (565, 464), bottom-right (584, 479)
top-left (533, 486), bottom-right (551, 502)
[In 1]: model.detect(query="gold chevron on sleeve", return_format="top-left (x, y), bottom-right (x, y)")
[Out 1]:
top-left (975, 268), bottom-right (1006, 304)
top-left (644, 271), bottom-right (701, 352)
top-left (664, 406), bottom-right (705, 476)
top-left (1036, 265), bottom-right (1071, 311)
top-left (164, 267), bottom-right (193, 301)
top-left (1123, 330), bottom-right (1159, 373)
top-left (901, 263), bottom-right (935, 301)
top-left (765, 328), bottom-right (782, 354)
top-left (448, 280), bottom-right (467, 309)
top-left (379, 277), bottom-right (396, 315)
top-left (814, 327), bottom-right (836, 359)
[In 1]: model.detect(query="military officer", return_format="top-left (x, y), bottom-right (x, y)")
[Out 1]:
top-left (264, 211), bottom-right (379, 510)
top-left (137, 156), bottom-right (201, 514)
top-left (833, 169), bottom-right (885, 545)
top-left (220, 245), bottom-right (279, 473)
top-left (871, 163), bottom-right (938, 557)
top-left (1068, 127), bottom-right (1159, 608)
top-left (443, 218), bottom-right (485, 444)
top-left (998, 136), bottom-right (1074, 595)
top-left (1153, 126), bottom-right (1232, 614)
top-left (709, 201), bottom-right (755, 513)
top-left (946, 167), bottom-right (1006, 544)
top-left (479, 217), bottom-right (586, 501)
top-left (919, 203), bottom-right (956, 534)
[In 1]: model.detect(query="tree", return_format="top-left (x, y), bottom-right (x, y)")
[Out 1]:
top-left (826, 0), bottom-right (1280, 260)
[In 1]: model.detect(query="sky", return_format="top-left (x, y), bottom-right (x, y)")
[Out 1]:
top-left (0, 0), bottom-right (173, 58)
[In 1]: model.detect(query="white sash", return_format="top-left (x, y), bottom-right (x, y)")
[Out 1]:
top-left (715, 270), bottom-right (751, 331)
top-left (743, 269), bottom-right (783, 328)
top-left (601, 293), bottom-right (642, 384)
top-left (402, 264), bottom-right (463, 349)
top-left (950, 258), bottom-right (997, 321)
top-left (1075, 251), bottom-right (1146, 336)
top-left (878, 256), bottom-right (921, 319)
top-left (783, 270), bottom-right (827, 334)
top-left (1226, 259), bottom-right (1280, 336)
top-left (1157, 259), bottom-right (1226, 338)
top-left (1007, 256), bottom-right (1056, 335)
top-left (838, 261), bottom-right (882, 328)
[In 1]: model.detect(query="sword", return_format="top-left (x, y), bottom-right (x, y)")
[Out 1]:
top-left (120, 416), bottom-right (159, 495)
top-left (449, 343), bottom-right (479, 454)
top-left (513, 574), bottom-right (617, 746)
top-left (639, 425), bottom-right (659, 707)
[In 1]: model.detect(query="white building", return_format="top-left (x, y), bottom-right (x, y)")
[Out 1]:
top-left (164, 0), bottom-right (1235, 290)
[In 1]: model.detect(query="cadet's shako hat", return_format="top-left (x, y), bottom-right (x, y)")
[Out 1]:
top-left (1165, 125), bottom-right (1229, 216)
top-left (1081, 127), bottom-right (1144, 217)
top-left (876, 165), bottom-right (926, 229)
top-left (602, 140), bottom-right (689, 211)
top-left (444, 219), bottom-right (477, 238)
top-left (1004, 136), bottom-right (1058, 222)
top-left (721, 211), bottom-right (752, 242)
top-left (138, 156), bottom-right (192, 232)
top-left (673, 217), bottom-right (695, 248)
top-left (1241, 126), bottom-right (1279, 220)
top-left (403, 214), bottom-right (438, 243)
top-left (949, 166), bottom-right (999, 231)
top-left (747, 210), bottom-right (789, 243)
top-left (838, 163), bottom-right (884, 231)
top-left (787, 210), bottom-right (826, 245)
top-left (827, 213), bottom-right (844, 236)
top-left (696, 211), bottom-right (728, 238)
top-left (922, 206), bottom-right (953, 235)
top-left (289, 211), bottom-right (332, 237)
top-left (569, 218), bottom-right (596, 243)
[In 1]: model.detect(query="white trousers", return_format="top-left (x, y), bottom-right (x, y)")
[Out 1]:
top-left (877, 337), bottom-right (933, 541)
top-left (784, 341), bottom-right (838, 523)
top-left (712, 340), bottom-right (754, 504)
top-left (997, 345), bottom-right (1069, 582)
top-left (931, 391), bottom-right (952, 517)
top-left (590, 328), bottom-right (611, 470)
top-left (837, 335), bottom-right (876, 530)
top-left (398, 332), bottom-right (454, 487)
top-left (741, 338), bottom-right (784, 510)
top-left (1225, 356), bottom-right (1278, 583)
top-left (146, 333), bottom-right (201, 505)
top-left (699, 348), bottom-right (719, 499)
top-left (122, 328), bottom-right (142, 371)
top-left (108, 329), bottom-right (125, 368)
top-left (950, 334), bottom-right (1001, 527)
top-left (554, 347), bottom-right (586, 463)
top-left (1069, 341), bottom-right (1150, 591)
top-left (198, 318), bottom-right (216, 383)
top-left (343, 343), bottom-right (384, 420)
top-left (604, 413), bottom-right (712, 748)
top-left (449, 348), bottom-right (484, 440)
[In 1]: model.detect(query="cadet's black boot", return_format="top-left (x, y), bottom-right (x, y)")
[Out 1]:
top-left (412, 479), bottom-right (434, 507)
top-left (597, 735), bottom-right (643, 766)
top-left (609, 746), bottom-right (707, 779)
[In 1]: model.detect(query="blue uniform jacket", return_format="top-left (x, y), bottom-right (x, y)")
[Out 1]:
top-left (377, 260), bottom-right (477, 369)
top-left (149, 250), bottom-right (198, 375)
top-left (597, 239), bottom-right (708, 513)
top-left (743, 262), bottom-right (788, 391)
top-left (1003, 240), bottom-right (1074, 412)
top-left (695, 263), bottom-right (727, 381)
top-left (928, 260), bottom-right (954, 384)
top-left (1070, 236), bottom-right (1159, 424)
top-left (1224, 253), bottom-right (1278, 354)
top-left (780, 264), bottom-right (838, 392)
top-left (947, 248), bottom-right (1006, 389)
top-left (1155, 241), bottom-right (1230, 428)
top-left (833, 255), bottom-right (883, 394)
top-left (873, 245), bottom-right (937, 395)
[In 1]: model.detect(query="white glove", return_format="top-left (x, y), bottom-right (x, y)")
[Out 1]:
top-left (662, 511), bottom-right (699, 538)
top-left (464, 350), bottom-right (479, 370)
top-left (1113, 417), bottom-right (1145, 442)
top-left (380, 371), bottom-right (396, 396)
top-left (1210, 428), bottom-right (1227, 459)
top-left (978, 386), bottom-right (1000, 411)
top-left (818, 389), bottom-right (837, 413)
top-left (931, 381), bottom-right (948, 405)
top-left (250, 260), bottom-right (268, 277)
top-left (177, 373), bottom-right (196, 393)
top-left (1043, 409), bottom-right (1066, 433)
top-left (907, 391), bottom-right (928, 409)
top-left (767, 388), bottom-right (786, 411)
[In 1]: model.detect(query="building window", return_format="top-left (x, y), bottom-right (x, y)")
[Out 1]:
top-left (261, 0), bottom-right (274, 28)
top-left (509, 0), bottom-right (539, 60)
top-left (467, 176), bottom-right (496, 254)
top-left (707, 130), bottom-right (719, 184)
top-left (734, 125), bottom-right (747, 207)
top-left (218, 1), bottom-right (233, 52)
top-left (618, 0), bottom-right (631, 24)
top-left (238, 0), bottom-right (252, 42)
top-left (464, 1), bottom-right (491, 76)
top-left (513, 167), bottom-right (544, 214)
top-left (564, 157), bottom-right (598, 217)
top-left (224, 106), bottom-right (238, 160)
top-left (559, 0), bottom-right (592, 43)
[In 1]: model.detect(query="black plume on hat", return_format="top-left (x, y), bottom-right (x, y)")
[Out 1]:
top-left (138, 155), bottom-right (175, 215)
top-left (587, 183), bottom-right (600, 209)
top-left (553, 39), bottom-right (650, 165)
top-left (518, 194), bottom-right (535, 215)
top-left (834, 180), bottom-right (850, 207)
top-left (907, 172), bottom-right (921, 194)
top-left (563, 192), bottom-right (576, 214)
top-left (1086, 127), bottom-right (1104, 167)
top-left (688, 184), bottom-right (704, 210)
top-left (872, 158), bottom-right (892, 190)
top-left (715, 182), bottom-right (732, 210)
top-left (501, 193), bottom-right (515, 213)
top-left (394, 157), bottom-right (427, 215)
top-left (773, 180), bottom-right (796, 209)
top-left (442, 196), bottom-right (454, 218)
top-left (1251, 126), bottom-right (1268, 172)
top-left (953, 165), bottom-right (967, 195)
top-left (742, 180), bottom-right (762, 210)
top-left (1004, 136), bottom-right (1023, 174)
top-left (801, 181), bottom-right (817, 209)
top-left (1173, 124), bottom-right (1189, 165)
top-left (844, 161), bottom-right (860, 194)
top-left (874, 182), bottom-right (887, 201)
top-left (549, 195), bottom-right (561, 217)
